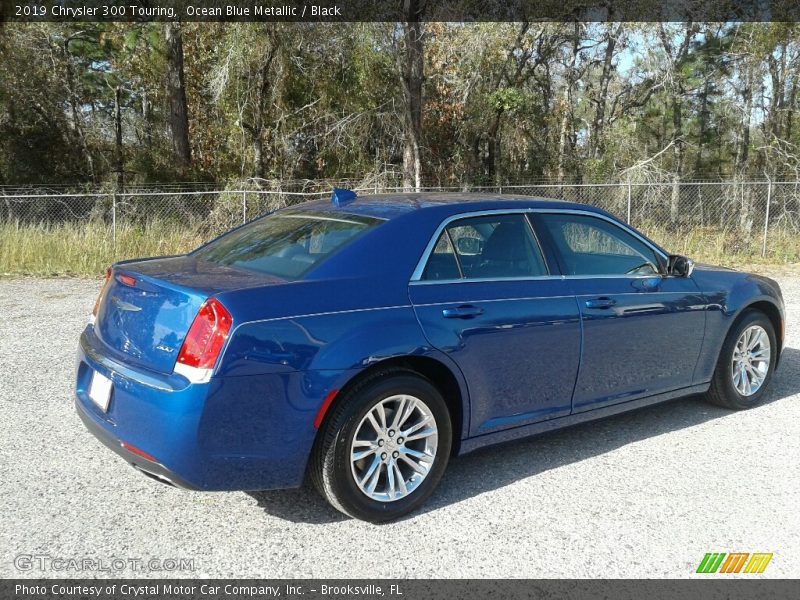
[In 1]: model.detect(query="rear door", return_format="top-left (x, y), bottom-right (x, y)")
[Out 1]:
top-left (532, 211), bottom-right (706, 412)
top-left (409, 212), bottom-right (581, 436)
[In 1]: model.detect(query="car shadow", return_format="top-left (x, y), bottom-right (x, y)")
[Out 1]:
top-left (248, 346), bottom-right (799, 524)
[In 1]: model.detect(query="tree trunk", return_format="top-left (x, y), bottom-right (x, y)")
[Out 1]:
top-left (589, 24), bottom-right (620, 158)
top-left (164, 23), bottom-right (191, 173)
top-left (62, 37), bottom-right (95, 182)
top-left (142, 90), bottom-right (153, 151)
top-left (398, 0), bottom-right (424, 192)
top-left (694, 78), bottom-right (710, 175)
top-left (557, 23), bottom-right (580, 183)
top-left (252, 137), bottom-right (264, 179)
top-left (670, 96), bottom-right (684, 222)
top-left (114, 86), bottom-right (124, 192)
top-left (249, 37), bottom-right (279, 179)
top-left (735, 66), bottom-right (753, 173)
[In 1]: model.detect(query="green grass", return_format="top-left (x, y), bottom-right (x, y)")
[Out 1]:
top-left (0, 219), bottom-right (797, 278)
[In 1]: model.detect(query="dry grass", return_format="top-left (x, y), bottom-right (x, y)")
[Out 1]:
top-left (0, 220), bottom-right (204, 277)
top-left (0, 219), bottom-right (797, 278)
top-left (640, 223), bottom-right (800, 268)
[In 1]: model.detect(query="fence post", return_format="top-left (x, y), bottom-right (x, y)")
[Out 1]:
top-left (111, 191), bottom-right (117, 259)
top-left (762, 180), bottom-right (772, 258)
top-left (626, 180), bottom-right (632, 224)
top-left (242, 190), bottom-right (247, 225)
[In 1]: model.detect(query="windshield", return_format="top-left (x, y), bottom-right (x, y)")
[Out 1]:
top-left (193, 210), bottom-right (383, 278)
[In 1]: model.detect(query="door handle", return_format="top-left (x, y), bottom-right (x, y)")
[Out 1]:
top-left (585, 297), bottom-right (617, 309)
top-left (442, 305), bottom-right (484, 319)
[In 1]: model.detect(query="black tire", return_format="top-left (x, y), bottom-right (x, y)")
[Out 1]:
top-left (309, 370), bottom-right (452, 522)
top-left (705, 310), bottom-right (778, 410)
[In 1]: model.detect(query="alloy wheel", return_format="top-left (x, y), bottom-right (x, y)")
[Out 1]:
top-left (731, 324), bottom-right (771, 396)
top-left (349, 394), bottom-right (438, 502)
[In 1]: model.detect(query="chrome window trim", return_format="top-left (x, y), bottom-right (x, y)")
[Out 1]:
top-left (411, 275), bottom-right (559, 286)
top-left (409, 207), bottom-right (669, 283)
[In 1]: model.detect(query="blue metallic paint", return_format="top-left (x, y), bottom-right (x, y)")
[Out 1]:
top-left (75, 194), bottom-right (785, 492)
top-left (409, 279), bottom-right (581, 434)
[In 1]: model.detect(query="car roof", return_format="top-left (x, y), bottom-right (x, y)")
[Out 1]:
top-left (287, 192), bottom-right (608, 220)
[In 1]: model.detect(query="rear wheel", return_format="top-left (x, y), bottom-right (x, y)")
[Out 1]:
top-left (705, 311), bottom-right (777, 410)
top-left (310, 371), bottom-right (452, 522)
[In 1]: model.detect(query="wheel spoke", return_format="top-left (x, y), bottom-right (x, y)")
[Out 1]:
top-left (386, 458), bottom-right (396, 498)
top-left (399, 454), bottom-right (427, 475)
top-left (376, 403), bottom-right (388, 431)
top-left (366, 412), bottom-right (383, 436)
top-left (401, 446), bottom-right (434, 463)
top-left (360, 455), bottom-right (381, 487)
top-left (404, 426), bottom-right (436, 442)
top-left (397, 397), bottom-right (417, 429)
top-left (389, 396), bottom-right (408, 431)
top-left (747, 329), bottom-right (762, 350)
top-left (352, 446), bottom-right (376, 461)
top-left (401, 414), bottom-right (432, 437)
top-left (393, 461), bottom-right (408, 495)
top-left (365, 460), bottom-right (383, 495)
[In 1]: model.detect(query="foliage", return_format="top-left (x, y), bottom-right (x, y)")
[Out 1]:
top-left (1, 22), bottom-right (800, 187)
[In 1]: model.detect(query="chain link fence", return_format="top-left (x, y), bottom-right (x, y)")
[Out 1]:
top-left (1, 180), bottom-right (798, 275)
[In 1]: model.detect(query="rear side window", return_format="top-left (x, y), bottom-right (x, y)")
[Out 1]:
top-left (422, 214), bottom-right (548, 281)
top-left (194, 210), bottom-right (382, 278)
top-left (537, 214), bottom-right (661, 276)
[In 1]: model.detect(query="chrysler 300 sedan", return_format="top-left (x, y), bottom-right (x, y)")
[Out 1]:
top-left (75, 192), bottom-right (785, 521)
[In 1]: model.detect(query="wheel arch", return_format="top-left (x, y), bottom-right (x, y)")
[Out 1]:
top-left (729, 298), bottom-right (784, 367)
top-left (315, 354), bottom-right (468, 456)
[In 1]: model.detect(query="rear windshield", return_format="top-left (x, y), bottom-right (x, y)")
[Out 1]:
top-left (193, 210), bottom-right (383, 278)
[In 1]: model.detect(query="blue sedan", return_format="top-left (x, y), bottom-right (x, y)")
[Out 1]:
top-left (75, 192), bottom-right (785, 521)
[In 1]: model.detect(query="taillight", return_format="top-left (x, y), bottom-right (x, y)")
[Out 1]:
top-left (173, 298), bottom-right (233, 383)
top-left (90, 267), bottom-right (112, 323)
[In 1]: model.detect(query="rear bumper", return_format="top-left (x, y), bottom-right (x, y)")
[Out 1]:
top-left (75, 326), bottom-right (349, 491)
top-left (75, 399), bottom-right (198, 489)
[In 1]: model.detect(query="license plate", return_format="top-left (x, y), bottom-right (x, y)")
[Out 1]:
top-left (88, 371), bottom-right (113, 412)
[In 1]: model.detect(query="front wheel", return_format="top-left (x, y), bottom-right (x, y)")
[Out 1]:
top-left (705, 310), bottom-right (777, 410)
top-left (309, 371), bottom-right (452, 522)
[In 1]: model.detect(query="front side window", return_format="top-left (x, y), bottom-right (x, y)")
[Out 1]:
top-left (193, 210), bottom-right (382, 279)
top-left (422, 214), bottom-right (547, 281)
top-left (537, 213), bottom-right (661, 276)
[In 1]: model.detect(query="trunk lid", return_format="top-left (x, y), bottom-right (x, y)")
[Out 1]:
top-left (94, 255), bottom-right (283, 374)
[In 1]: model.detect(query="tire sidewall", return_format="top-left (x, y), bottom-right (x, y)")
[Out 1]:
top-left (716, 311), bottom-right (777, 408)
top-left (327, 374), bottom-right (452, 522)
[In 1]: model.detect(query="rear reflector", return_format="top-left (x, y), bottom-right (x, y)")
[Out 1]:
top-left (120, 441), bottom-right (157, 463)
top-left (174, 298), bottom-right (233, 383)
top-left (116, 273), bottom-right (136, 287)
top-left (90, 267), bottom-right (112, 323)
top-left (313, 389), bottom-right (339, 429)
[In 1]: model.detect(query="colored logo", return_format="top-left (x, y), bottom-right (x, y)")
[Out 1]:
top-left (696, 552), bottom-right (773, 574)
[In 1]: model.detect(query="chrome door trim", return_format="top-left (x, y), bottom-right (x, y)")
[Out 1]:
top-left (409, 207), bottom-right (670, 283)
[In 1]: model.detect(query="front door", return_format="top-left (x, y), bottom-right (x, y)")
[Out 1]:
top-left (533, 212), bottom-right (707, 412)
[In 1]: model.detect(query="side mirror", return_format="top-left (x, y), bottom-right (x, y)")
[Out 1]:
top-left (668, 254), bottom-right (694, 278)
top-left (456, 237), bottom-right (483, 256)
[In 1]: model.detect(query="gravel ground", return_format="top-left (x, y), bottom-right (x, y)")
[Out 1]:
top-left (1, 275), bottom-right (798, 579)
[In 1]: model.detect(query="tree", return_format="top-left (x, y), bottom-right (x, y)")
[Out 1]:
top-left (164, 23), bottom-right (191, 173)
top-left (396, 1), bottom-right (425, 191)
